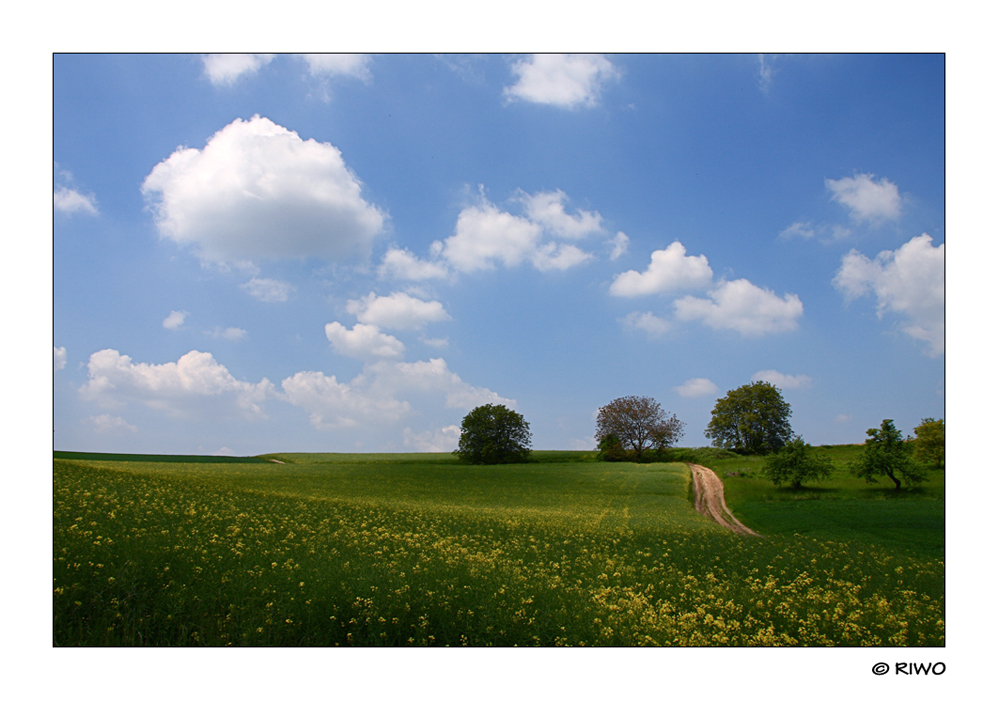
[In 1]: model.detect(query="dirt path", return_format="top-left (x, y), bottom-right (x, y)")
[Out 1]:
top-left (688, 463), bottom-right (761, 537)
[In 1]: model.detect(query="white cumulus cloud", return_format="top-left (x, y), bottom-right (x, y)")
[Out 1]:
top-left (346, 292), bottom-right (451, 331)
top-left (242, 278), bottom-right (293, 303)
top-left (518, 189), bottom-right (604, 239)
top-left (833, 233), bottom-right (944, 356)
top-left (504, 54), bottom-right (621, 109)
top-left (674, 279), bottom-right (804, 336)
top-left (609, 232), bottom-right (629, 260)
top-left (610, 242), bottom-right (714, 296)
top-left (325, 322), bottom-right (405, 360)
top-left (141, 115), bottom-right (386, 265)
top-left (202, 54), bottom-right (274, 86)
top-left (54, 186), bottom-right (98, 215)
top-left (674, 378), bottom-right (719, 398)
top-left (441, 198), bottom-right (543, 272)
top-left (80, 349), bottom-right (274, 419)
top-left (826, 173), bottom-right (902, 224)
top-left (751, 370), bottom-right (813, 390)
top-left (163, 310), bottom-right (188, 330)
top-left (54, 346), bottom-right (67, 372)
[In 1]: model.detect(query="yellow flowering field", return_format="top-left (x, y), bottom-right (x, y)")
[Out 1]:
top-left (53, 454), bottom-right (943, 646)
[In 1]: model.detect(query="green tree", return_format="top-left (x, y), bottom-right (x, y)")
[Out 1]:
top-left (704, 381), bottom-right (792, 454)
top-left (762, 436), bottom-right (834, 490)
top-left (851, 418), bottom-right (927, 490)
top-left (597, 433), bottom-right (626, 462)
top-left (912, 417), bottom-right (945, 469)
top-left (454, 404), bottom-right (532, 464)
top-left (595, 396), bottom-right (684, 461)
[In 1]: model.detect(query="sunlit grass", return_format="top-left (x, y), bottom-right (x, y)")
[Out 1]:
top-left (53, 454), bottom-right (943, 646)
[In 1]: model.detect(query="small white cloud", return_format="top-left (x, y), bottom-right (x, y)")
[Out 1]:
top-left (609, 242), bottom-right (713, 297)
top-left (54, 186), bottom-right (98, 216)
top-left (825, 173), bottom-right (902, 224)
top-left (301, 54), bottom-right (372, 80)
top-left (620, 311), bottom-right (671, 337)
top-left (208, 327), bottom-right (247, 341)
top-left (242, 278), bottom-right (293, 303)
top-left (211, 446), bottom-right (237, 456)
top-left (779, 221), bottom-right (815, 240)
top-left (674, 378), bottom-right (719, 398)
top-left (142, 115), bottom-right (386, 265)
top-left (757, 54), bottom-right (776, 93)
top-left (346, 291), bottom-right (451, 331)
top-left (504, 54), bottom-right (621, 109)
top-left (833, 233), bottom-right (944, 356)
top-left (202, 54), bottom-right (274, 86)
top-left (421, 336), bottom-right (450, 349)
top-left (325, 321), bottom-right (405, 360)
top-left (751, 370), bottom-right (813, 390)
top-left (89, 414), bottom-right (138, 433)
top-left (403, 425), bottom-right (461, 452)
top-left (674, 279), bottom-right (803, 336)
top-left (378, 248), bottom-right (449, 281)
top-left (531, 242), bottom-right (593, 271)
top-left (834, 413), bottom-right (853, 423)
top-left (54, 346), bottom-right (67, 371)
top-left (163, 310), bottom-right (188, 330)
top-left (609, 231), bottom-right (629, 260)
top-left (518, 189), bottom-right (604, 239)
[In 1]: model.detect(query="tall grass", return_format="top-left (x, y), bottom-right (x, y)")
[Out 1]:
top-left (54, 455), bottom-right (943, 646)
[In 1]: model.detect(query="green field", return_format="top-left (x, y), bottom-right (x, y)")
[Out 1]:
top-left (53, 450), bottom-right (944, 646)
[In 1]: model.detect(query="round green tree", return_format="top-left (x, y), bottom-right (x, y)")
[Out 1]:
top-left (851, 418), bottom-right (926, 490)
top-left (705, 381), bottom-right (792, 454)
top-left (454, 404), bottom-right (532, 464)
top-left (762, 436), bottom-right (833, 490)
top-left (912, 417), bottom-right (944, 469)
top-left (595, 396), bottom-right (684, 462)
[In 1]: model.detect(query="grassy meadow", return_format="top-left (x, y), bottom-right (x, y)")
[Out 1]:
top-left (53, 449), bottom-right (944, 646)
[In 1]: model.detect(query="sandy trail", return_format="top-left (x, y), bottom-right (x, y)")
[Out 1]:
top-left (688, 463), bottom-right (761, 537)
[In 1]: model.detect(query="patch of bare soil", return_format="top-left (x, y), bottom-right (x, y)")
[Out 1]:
top-left (688, 463), bottom-right (760, 537)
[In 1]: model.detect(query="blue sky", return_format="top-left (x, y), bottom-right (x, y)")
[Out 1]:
top-left (53, 53), bottom-right (944, 456)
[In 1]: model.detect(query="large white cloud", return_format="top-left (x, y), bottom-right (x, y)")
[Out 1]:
top-left (282, 358), bottom-right (513, 430)
top-left (325, 322), bottom-right (406, 360)
top-left (833, 233), bottom-right (944, 356)
top-left (346, 292), bottom-right (451, 330)
top-left (202, 54), bottom-right (274, 86)
top-left (504, 54), bottom-right (621, 109)
top-left (141, 116), bottom-right (386, 265)
top-left (825, 173), bottom-right (902, 224)
top-left (610, 242), bottom-right (714, 296)
top-left (673, 279), bottom-right (804, 336)
top-left (79, 349), bottom-right (274, 418)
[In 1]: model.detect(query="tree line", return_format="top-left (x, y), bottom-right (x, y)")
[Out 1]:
top-left (451, 383), bottom-right (944, 493)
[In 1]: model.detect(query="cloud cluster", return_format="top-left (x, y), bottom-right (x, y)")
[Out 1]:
top-left (504, 55), bottom-right (620, 109)
top-left (614, 244), bottom-right (803, 337)
top-left (346, 292), bottom-right (451, 331)
top-left (80, 349), bottom-right (274, 419)
top-left (834, 234), bottom-right (944, 356)
top-left (381, 188), bottom-right (615, 280)
top-left (142, 116), bottom-right (386, 266)
top-left (325, 322), bottom-right (406, 360)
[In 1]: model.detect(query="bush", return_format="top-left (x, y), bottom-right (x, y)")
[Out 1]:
top-left (454, 404), bottom-right (532, 465)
